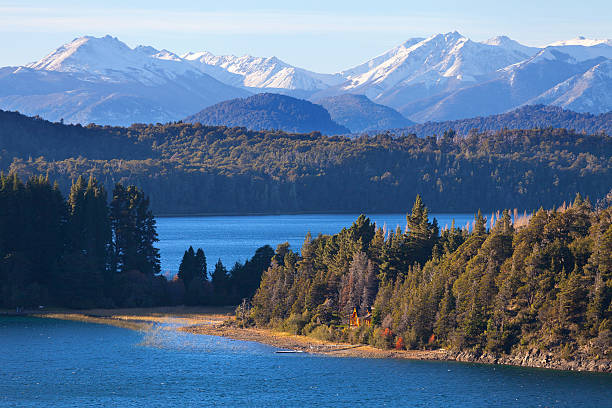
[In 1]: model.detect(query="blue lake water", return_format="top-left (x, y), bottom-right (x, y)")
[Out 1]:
top-left (1, 317), bottom-right (610, 407)
top-left (156, 213), bottom-right (475, 277)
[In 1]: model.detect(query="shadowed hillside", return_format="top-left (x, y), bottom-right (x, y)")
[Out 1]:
top-left (315, 94), bottom-right (413, 132)
top-left (184, 93), bottom-right (349, 135)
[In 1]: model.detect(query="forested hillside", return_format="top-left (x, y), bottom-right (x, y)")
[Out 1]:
top-left (184, 93), bottom-right (349, 134)
top-left (248, 196), bottom-right (611, 366)
top-left (396, 105), bottom-right (612, 138)
top-left (1, 109), bottom-right (611, 214)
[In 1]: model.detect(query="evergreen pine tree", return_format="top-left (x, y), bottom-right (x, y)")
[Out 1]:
top-left (110, 184), bottom-right (160, 275)
top-left (211, 259), bottom-right (230, 303)
top-left (406, 195), bottom-right (439, 265)
top-left (178, 246), bottom-right (197, 285)
top-left (195, 248), bottom-right (207, 280)
top-left (62, 175), bottom-right (112, 306)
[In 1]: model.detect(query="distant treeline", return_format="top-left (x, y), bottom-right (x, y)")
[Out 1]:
top-left (392, 105), bottom-right (612, 138)
top-left (1, 109), bottom-right (611, 214)
top-left (247, 196), bottom-right (612, 361)
top-left (0, 174), bottom-right (272, 309)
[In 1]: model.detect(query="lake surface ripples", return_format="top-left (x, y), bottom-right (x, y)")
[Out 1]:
top-left (1, 317), bottom-right (611, 407)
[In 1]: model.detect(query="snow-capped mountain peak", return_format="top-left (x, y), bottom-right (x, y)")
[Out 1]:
top-left (27, 35), bottom-right (130, 73)
top-left (484, 35), bottom-right (513, 46)
top-left (483, 36), bottom-right (540, 56)
top-left (548, 36), bottom-right (612, 47)
top-left (183, 51), bottom-right (344, 90)
top-left (339, 31), bottom-right (537, 97)
top-left (181, 51), bottom-right (215, 61)
top-left (25, 35), bottom-right (208, 85)
top-left (154, 50), bottom-right (183, 61)
top-left (398, 37), bottom-right (427, 49)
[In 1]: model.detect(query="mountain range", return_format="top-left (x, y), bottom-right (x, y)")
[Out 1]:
top-left (0, 33), bottom-right (611, 127)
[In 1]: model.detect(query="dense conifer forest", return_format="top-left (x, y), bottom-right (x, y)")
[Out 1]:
top-left (0, 174), bottom-right (272, 309)
top-left (1, 109), bottom-right (610, 214)
top-left (247, 196), bottom-right (611, 361)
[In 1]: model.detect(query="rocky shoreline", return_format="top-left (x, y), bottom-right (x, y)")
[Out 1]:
top-left (183, 322), bottom-right (611, 373)
top-left (446, 349), bottom-right (612, 373)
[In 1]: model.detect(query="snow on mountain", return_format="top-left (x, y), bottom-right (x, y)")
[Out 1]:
top-left (26, 35), bottom-right (205, 86)
top-left (400, 41), bottom-right (612, 122)
top-left (525, 43), bottom-right (612, 65)
top-left (527, 59), bottom-right (612, 113)
top-left (5, 35), bottom-right (250, 125)
top-left (498, 42), bottom-right (612, 90)
top-left (27, 36), bottom-right (344, 92)
top-left (328, 32), bottom-right (611, 122)
top-left (183, 52), bottom-right (344, 91)
top-left (338, 37), bottom-right (425, 78)
top-left (483, 35), bottom-right (540, 56)
top-left (337, 32), bottom-right (538, 105)
top-left (548, 36), bottom-right (612, 47)
top-left (2, 33), bottom-right (611, 126)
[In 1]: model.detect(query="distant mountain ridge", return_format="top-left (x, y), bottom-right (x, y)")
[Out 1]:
top-left (1, 33), bottom-right (611, 126)
top-left (388, 105), bottom-right (612, 137)
top-left (182, 52), bottom-right (344, 91)
top-left (315, 94), bottom-right (414, 132)
top-left (184, 93), bottom-right (349, 135)
top-left (325, 33), bottom-right (612, 122)
top-left (0, 35), bottom-right (249, 126)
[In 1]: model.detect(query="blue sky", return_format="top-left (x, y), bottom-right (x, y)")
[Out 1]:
top-left (1, 0), bottom-right (610, 72)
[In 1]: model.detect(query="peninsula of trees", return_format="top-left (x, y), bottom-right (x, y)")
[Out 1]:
top-left (248, 196), bottom-right (611, 365)
top-left (1, 109), bottom-right (610, 214)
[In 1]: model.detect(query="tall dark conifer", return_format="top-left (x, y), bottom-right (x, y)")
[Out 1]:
top-left (406, 195), bottom-right (439, 266)
top-left (110, 184), bottom-right (160, 275)
top-left (178, 247), bottom-right (208, 282)
top-left (61, 175), bottom-right (112, 307)
top-left (195, 248), bottom-right (207, 280)
top-left (178, 246), bottom-right (198, 285)
top-left (211, 259), bottom-right (230, 302)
